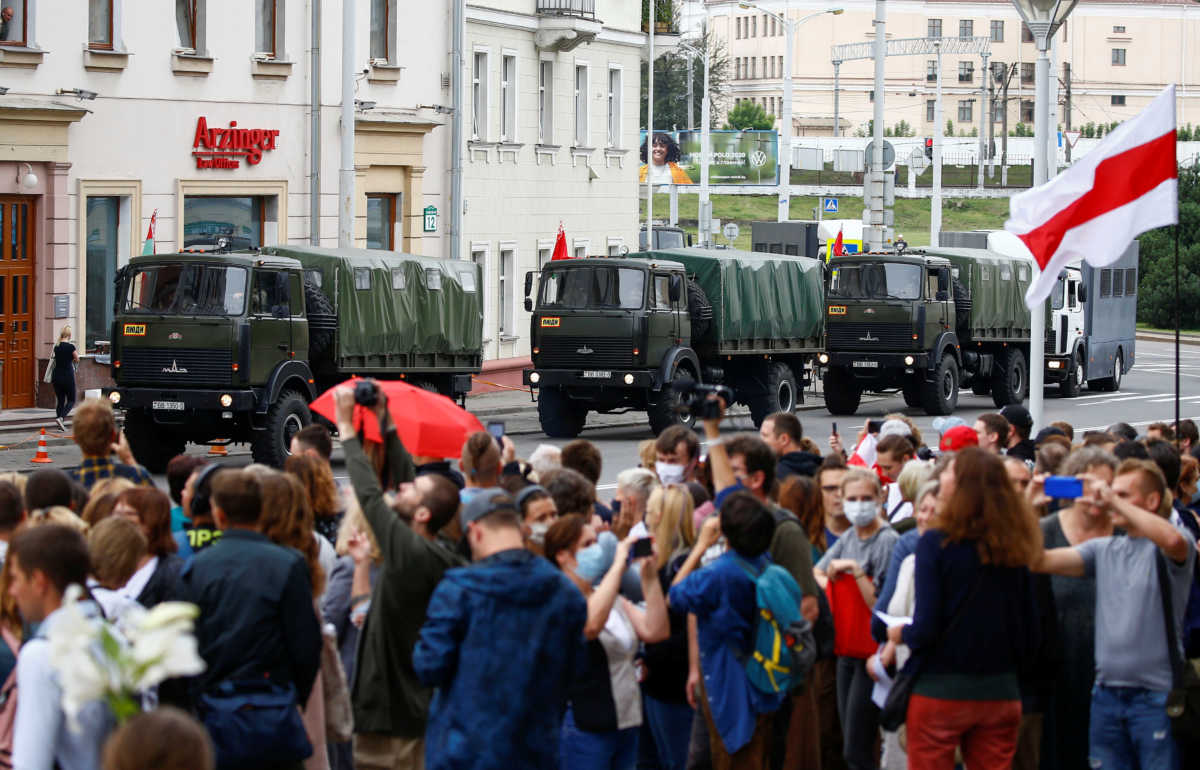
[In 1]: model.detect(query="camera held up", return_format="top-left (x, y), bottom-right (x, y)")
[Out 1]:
top-left (671, 380), bottom-right (734, 420)
top-left (354, 379), bottom-right (380, 407)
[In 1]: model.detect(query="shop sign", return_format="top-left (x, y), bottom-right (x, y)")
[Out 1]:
top-left (423, 205), bottom-right (438, 233)
top-left (192, 117), bottom-right (281, 169)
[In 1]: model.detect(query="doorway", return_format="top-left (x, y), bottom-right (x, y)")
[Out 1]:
top-left (0, 198), bottom-right (35, 409)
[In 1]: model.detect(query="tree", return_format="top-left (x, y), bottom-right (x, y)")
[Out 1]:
top-left (1137, 163), bottom-right (1200, 329)
top-left (945, 119), bottom-right (954, 136)
top-left (892, 120), bottom-right (914, 137)
top-left (724, 100), bottom-right (774, 130)
top-left (640, 28), bottom-right (731, 129)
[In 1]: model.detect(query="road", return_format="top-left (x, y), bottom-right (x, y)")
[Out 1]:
top-left (5, 340), bottom-right (1196, 500)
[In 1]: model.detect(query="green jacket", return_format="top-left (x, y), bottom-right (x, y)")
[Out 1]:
top-left (346, 428), bottom-right (465, 737)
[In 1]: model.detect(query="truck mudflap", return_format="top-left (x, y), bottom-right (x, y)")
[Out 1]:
top-left (523, 368), bottom-right (657, 389)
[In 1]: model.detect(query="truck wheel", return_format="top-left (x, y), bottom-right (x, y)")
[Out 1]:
top-left (922, 356), bottom-right (960, 416)
top-left (750, 362), bottom-right (799, 426)
top-left (123, 413), bottom-right (185, 474)
top-left (252, 390), bottom-right (312, 468)
top-left (1091, 350), bottom-right (1124, 393)
top-left (991, 348), bottom-right (1028, 407)
top-left (648, 365), bottom-right (697, 435)
top-left (686, 281), bottom-right (714, 341)
top-left (1060, 352), bottom-right (1086, 398)
top-left (823, 368), bottom-right (861, 416)
top-left (902, 380), bottom-right (922, 408)
top-left (538, 386), bottom-right (587, 438)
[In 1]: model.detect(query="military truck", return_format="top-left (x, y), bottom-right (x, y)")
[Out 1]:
top-left (522, 247), bottom-right (825, 437)
top-left (106, 245), bottom-right (482, 470)
top-left (821, 246), bottom-right (1038, 416)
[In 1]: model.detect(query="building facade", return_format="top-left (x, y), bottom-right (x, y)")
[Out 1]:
top-left (699, 0), bottom-right (1200, 140)
top-left (463, 0), bottom-right (645, 380)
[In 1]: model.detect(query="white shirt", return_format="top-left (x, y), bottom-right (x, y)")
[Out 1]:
top-left (885, 483), bottom-right (912, 523)
top-left (120, 556), bottom-right (158, 602)
top-left (648, 161), bottom-right (674, 185)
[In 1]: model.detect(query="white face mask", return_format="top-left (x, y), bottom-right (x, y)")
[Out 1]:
top-left (843, 500), bottom-right (879, 528)
top-left (528, 521), bottom-right (550, 546)
top-left (655, 462), bottom-right (687, 485)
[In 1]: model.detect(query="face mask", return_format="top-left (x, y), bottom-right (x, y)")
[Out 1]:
top-left (575, 531), bottom-right (618, 584)
top-left (656, 462), bottom-right (687, 485)
top-left (528, 521), bottom-right (550, 546)
top-left (843, 500), bottom-right (879, 528)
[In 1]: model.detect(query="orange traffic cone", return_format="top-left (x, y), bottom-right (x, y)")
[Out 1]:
top-left (30, 429), bottom-right (52, 464)
top-left (208, 443), bottom-right (228, 457)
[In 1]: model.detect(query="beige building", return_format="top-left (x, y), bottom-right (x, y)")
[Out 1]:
top-left (700, 0), bottom-right (1200, 139)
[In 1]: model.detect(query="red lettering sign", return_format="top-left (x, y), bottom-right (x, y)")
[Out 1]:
top-left (191, 116), bottom-right (280, 170)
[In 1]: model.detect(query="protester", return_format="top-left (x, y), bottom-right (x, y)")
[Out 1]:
top-left (616, 467), bottom-right (660, 539)
top-left (542, 467), bottom-right (597, 519)
top-left (528, 443), bottom-right (563, 478)
top-left (1035, 442), bottom-right (1070, 477)
top-left (888, 447), bottom-right (1042, 770)
top-left (655, 425), bottom-right (702, 485)
top-left (778, 475), bottom-right (826, 562)
top-left (174, 465), bottom-right (224, 558)
top-left (86, 515), bottom-right (147, 622)
top-left (0, 480), bottom-right (23, 566)
top-left (11, 524), bottom-right (115, 770)
top-left (68, 399), bottom-right (153, 489)
top-left (112, 486), bottom-right (182, 609)
top-left (1107, 422), bottom-right (1137, 442)
top-left (1147, 421), bottom-right (1176, 442)
top-left (286, 453), bottom-right (345, 550)
top-left (459, 432), bottom-right (505, 504)
top-left (291, 423), bottom-right (334, 462)
top-left (165, 455), bottom-right (207, 534)
top-left (516, 484), bottom-right (558, 555)
top-left (413, 490), bottom-right (587, 770)
top-left (81, 481), bottom-right (134, 528)
top-left (101, 706), bottom-right (215, 770)
top-left (760, 412), bottom-right (821, 481)
top-left (875, 436), bottom-right (916, 522)
top-left (1050, 421), bottom-right (1076, 442)
top-left (1035, 459), bottom-right (1196, 769)
top-left (1177, 418), bottom-right (1199, 454)
top-left (973, 413), bottom-right (1009, 454)
top-left (998, 405), bottom-right (1036, 462)
top-left (24, 468), bottom-right (74, 514)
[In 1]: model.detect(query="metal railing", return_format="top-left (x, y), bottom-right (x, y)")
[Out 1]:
top-left (536, 0), bottom-right (596, 18)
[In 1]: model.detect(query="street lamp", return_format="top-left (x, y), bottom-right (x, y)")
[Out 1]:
top-left (678, 41), bottom-right (714, 244)
top-left (1010, 0), bottom-right (1076, 431)
top-left (738, 2), bottom-right (843, 222)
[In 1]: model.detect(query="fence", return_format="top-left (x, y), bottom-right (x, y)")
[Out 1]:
top-left (789, 154), bottom-right (1034, 189)
top-left (536, 0), bottom-right (596, 18)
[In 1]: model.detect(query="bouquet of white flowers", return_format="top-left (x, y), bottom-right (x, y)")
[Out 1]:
top-left (47, 585), bottom-right (206, 727)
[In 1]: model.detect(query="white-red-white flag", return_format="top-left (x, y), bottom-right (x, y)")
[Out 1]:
top-left (1006, 84), bottom-right (1178, 309)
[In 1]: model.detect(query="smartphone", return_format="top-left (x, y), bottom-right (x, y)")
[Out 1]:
top-left (867, 420), bottom-right (883, 434)
top-left (1044, 476), bottom-right (1084, 499)
top-left (832, 422), bottom-right (839, 436)
top-left (631, 538), bottom-right (653, 559)
top-left (486, 420), bottom-right (506, 446)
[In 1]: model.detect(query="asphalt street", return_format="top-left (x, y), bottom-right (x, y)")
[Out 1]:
top-left (4, 340), bottom-right (1196, 501)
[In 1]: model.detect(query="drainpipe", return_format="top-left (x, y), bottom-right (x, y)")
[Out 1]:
top-left (338, 0), bottom-right (356, 248)
top-left (450, 0), bottom-right (465, 261)
top-left (309, 0), bottom-right (321, 245)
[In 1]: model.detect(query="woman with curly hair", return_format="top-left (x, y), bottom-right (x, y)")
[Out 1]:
top-left (639, 132), bottom-right (694, 185)
top-left (286, 453), bottom-right (344, 546)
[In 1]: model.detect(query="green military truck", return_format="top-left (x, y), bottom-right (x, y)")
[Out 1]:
top-left (106, 245), bottom-right (482, 470)
top-left (821, 246), bottom-right (1036, 416)
top-left (522, 247), bottom-right (825, 437)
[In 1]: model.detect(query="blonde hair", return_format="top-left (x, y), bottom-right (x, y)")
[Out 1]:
top-left (896, 460), bottom-right (933, 503)
top-left (841, 467), bottom-right (883, 500)
top-left (88, 516), bottom-right (148, 589)
top-left (648, 485), bottom-right (696, 569)
top-left (638, 439), bottom-right (657, 470)
top-left (334, 487), bottom-right (381, 563)
top-left (59, 326), bottom-right (72, 341)
top-left (28, 505), bottom-right (89, 534)
top-left (0, 472), bottom-right (27, 498)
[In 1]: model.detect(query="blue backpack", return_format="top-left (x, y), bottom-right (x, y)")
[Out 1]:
top-left (732, 557), bottom-right (818, 695)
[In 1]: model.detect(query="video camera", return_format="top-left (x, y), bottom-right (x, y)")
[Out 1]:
top-left (354, 379), bottom-right (380, 407)
top-left (671, 380), bottom-right (734, 421)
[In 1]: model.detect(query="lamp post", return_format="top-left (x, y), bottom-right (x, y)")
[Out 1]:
top-left (678, 40), bottom-right (713, 244)
top-left (739, 3), bottom-right (843, 222)
top-left (1009, 0), bottom-right (1077, 431)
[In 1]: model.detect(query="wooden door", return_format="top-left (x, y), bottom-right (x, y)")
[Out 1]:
top-left (0, 199), bottom-right (35, 409)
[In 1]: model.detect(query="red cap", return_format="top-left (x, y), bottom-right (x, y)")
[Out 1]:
top-left (939, 425), bottom-right (979, 452)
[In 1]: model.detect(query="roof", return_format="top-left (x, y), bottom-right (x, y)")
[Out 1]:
top-left (128, 251), bottom-right (300, 269)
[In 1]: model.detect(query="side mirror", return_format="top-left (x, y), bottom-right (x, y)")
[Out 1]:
top-left (524, 271), bottom-right (534, 298)
top-left (524, 297), bottom-right (533, 312)
top-left (1077, 284), bottom-right (1087, 302)
top-left (937, 269), bottom-right (950, 293)
top-left (668, 274), bottom-right (682, 303)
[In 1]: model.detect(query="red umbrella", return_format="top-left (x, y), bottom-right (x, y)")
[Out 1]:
top-left (551, 222), bottom-right (570, 260)
top-left (310, 378), bottom-right (484, 459)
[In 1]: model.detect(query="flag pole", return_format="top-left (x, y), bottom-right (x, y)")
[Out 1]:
top-left (1176, 222), bottom-right (1182, 446)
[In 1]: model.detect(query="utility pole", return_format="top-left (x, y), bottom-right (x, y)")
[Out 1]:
top-left (1063, 61), bottom-right (1073, 163)
top-left (778, 0), bottom-right (794, 223)
top-left (988, 74), bottom-right (996, 177)
top-left (930, 39), bottom-right (942, 247)
top-left (865, 0), bottom-right (887, 251)
top-left (687, 53), bottom-right (695, 131)
top-left (832, 61), bottom-right (841, 137)
top-left (338, 0), bottom-right (355, 248)
top-left (978, 51), bottom-right (988, 189)
top-left (999, 63), bottom-right (1014, 187)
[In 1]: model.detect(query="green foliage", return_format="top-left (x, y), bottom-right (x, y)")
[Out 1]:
top-left (724, 100), bottom-right (774, 130)
top-left (969, 127), bottom-right (978, 137)
top-left (1137, 164), bottom-right (1200, 328)
top-left (1012, 123), bottom-right (1031, 137)
top-left (1180, 124), bottom-right (1194, 142)
top-left (893, 120), bottom-right (914, 137)
top-left (1082, 122), bottom-right (1096, 139)
top-left (640, 29), bottom-right (730, 129)
top-left (642, 0), bottom-right (677, 26)
top-left (945, 119), bottom-right (954, 136)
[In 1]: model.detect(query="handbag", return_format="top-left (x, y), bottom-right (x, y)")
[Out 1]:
top-left (1154, 551), bottom-right (1200, 741)
top-left (321, 624), bottom-right (354, 743)
top-left (197, 679), bottom-right (313, 769)
top-left (879, 573), bottom-right (984, 732)
top-left (41, 359), bottom-right (54, 384)
top-left (825, 573), bottom-right (878, 659)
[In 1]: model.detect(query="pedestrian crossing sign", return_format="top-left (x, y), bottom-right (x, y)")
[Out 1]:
top-left (822, 198), bottom-right (839, 214)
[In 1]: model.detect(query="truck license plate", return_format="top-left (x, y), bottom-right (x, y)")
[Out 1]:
top-left (852, 361), bottom-right (878, 369)
top-left (152, 401), bottom-right (185, 411)
top-left (582, 370), bottom-right (611, 379)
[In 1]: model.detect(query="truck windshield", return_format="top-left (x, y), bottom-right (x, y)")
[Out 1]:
top-left (829, 262), bottom-right (923, 300)
top-left (540, 266), bottom-right (645, 310)
top-left (122, 264), bottom-right (249, 316)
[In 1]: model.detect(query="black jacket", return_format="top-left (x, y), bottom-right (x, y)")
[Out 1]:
top-left (1007, 439), bottom-right (1037, 463)
top-left (136, 554), bottom-right (183, 609)
top-left (179, 529), bottom-right (322, 705)
top-left (777, 451), bottom-right (822, 481)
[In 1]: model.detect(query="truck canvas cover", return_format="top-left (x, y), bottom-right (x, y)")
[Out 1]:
top-left (634, 247), bottom-right (824, 353)
top-left (922, 246), bottom-right (1035, 341)
top-left (262, 245), bottom-right (483, 369)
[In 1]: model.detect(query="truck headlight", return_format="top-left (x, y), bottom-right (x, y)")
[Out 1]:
top-left (904, 355), bottom-right (915, 366)
top-left (623, 373), bottom-right (635, 385)
top-left (529, 372), bottom-right (541, 384)
top-left (219, 394), bottom-right (233, 407)
top-left (108, 391), bottom-right (121, 405)
top-left (1048, 360), bottom-right (1062, 370)
top-left (818, 353), bottom-right (829, 365)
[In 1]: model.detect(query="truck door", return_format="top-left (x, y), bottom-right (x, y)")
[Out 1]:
top-left (248, 268), bottom-right (292, 382)
top-left (927, 267), bottom-right (950, 340)
top-left (1050, 275), bottom-right (1067, 355)
top-left (1065, 273), bottom-right (1084, 356)
top-left (648, 272), bottom-right (676, 360)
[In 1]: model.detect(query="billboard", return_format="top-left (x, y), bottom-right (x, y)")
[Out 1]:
top-left (640, 129), bottom-right (779, 186)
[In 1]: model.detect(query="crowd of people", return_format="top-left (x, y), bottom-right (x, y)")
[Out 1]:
top-left (1, 387), bottom-right (1199, 770)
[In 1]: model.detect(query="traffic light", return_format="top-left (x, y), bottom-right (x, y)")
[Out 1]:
top-left (925, 137), bottom-right (933, 159)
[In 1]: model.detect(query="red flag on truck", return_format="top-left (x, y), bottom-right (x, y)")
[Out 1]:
top-left (832, 228), bottom-right (845, 258)
top-left (551, 222), bottom-right (570, 260)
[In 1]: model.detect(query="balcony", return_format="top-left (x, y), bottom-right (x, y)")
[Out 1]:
top-left (536, 0), bottom-right (602, 51)
top-left (958, 73), bottom-right (973, 83)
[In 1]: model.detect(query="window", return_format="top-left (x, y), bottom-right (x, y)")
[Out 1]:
top-left (305, 269), bottom-right (322, 289)
top-left (1113, 25), bottom-right (1126, 34)
top-left (252, 270), bottom-right (292, 317)
top-left (959, 19), bottom-right (973, 39)
top-left (1100, 269), bottom-right (1113, 297)
top-left (1125, 268), bottom-right (1137, 295)
top-left (389, 268), bottom-right (406, 290)
top-left (958, 100), bottom-right (973, 122)
top-left (1112, 48), bottom-right (1126, 66)
top-left (182, 196), bottom-right (264, 249)
top-left (501, 54), bottom-right (516, 142)
top-left (751, 57), bottom-right (756, 79)
top-left (370, 0), bottom-right (389, 61)
top-left (1021, 100), bottom-right (1034, 123)
top-left (425, 268), bottom-right (442, 290)
top-left (652, 275), bottom-right (671, 309)
top-left (607, 67), bottom-right (621, 147)
top-left (574, 64), bottom-right (589, 146)
top-left (1022, 24), bottom-right (1033, 43)
top-left (1111, 94), bottom-right (1126, 106)
top-left (1113, 272), bottom-right (1124, 297)
top-left (769, 16), bottom-right (775, 36)
top-left (472, 51), bottom-right (488, 140)
top-left (499, 248), bottom-right (513, 336)
top-left (735, 58), bottom-right (741, 79)
top-left (354, 268), bottom-right (371, 291)
top-left (89, 0), bottom-right (114, 49)
top-left (538, 60), bottom-right (553, 142)
top-left (958, 61), bottom-right (973, 83)
top-left (573, 244), bottom-right (587, 258)
top-left (366, 194), bottom-right (398, 250)
top-left (1021, 62), bottom-right (1034, 84)
top-left (751, 16), bottom-right (756, 36)
top-left (1018, 265), bottom-right (1030, 282)
top-left (981, 266), bottom-right (991, 281)
top-left (927, 60), bottom-right (937, 82)
top-left (991, 60), bottom-right (1006, 83)
top-left (735, 17), bottom-right (740, 38)
top-left (927, 100), bottom-right (936, 122)
top-left (538, 246), bottom-right (552, 270)
top-left (84, 196), bottom-right (132, 349)
top-left (458, 268), bottom-right (477, 292)
top-left (990, 20), bottom-right (1004, 42)
top-left (254, 0), bottom-right (276, 57)
top-left (0, 0), bottom-right (26, 45)
top-left (928, 19), bottom-right (942, 38)
top-left (993, 99), bottom-right (1003, 122)
top-left (176, 0), bottom-right (200, 50)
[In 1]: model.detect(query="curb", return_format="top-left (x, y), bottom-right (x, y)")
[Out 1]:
top-left (1136, 333), bottom-right (1200, 348)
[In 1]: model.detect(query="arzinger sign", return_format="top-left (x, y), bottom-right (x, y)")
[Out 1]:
top-left (192, 117), bottom-right (281, 169)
